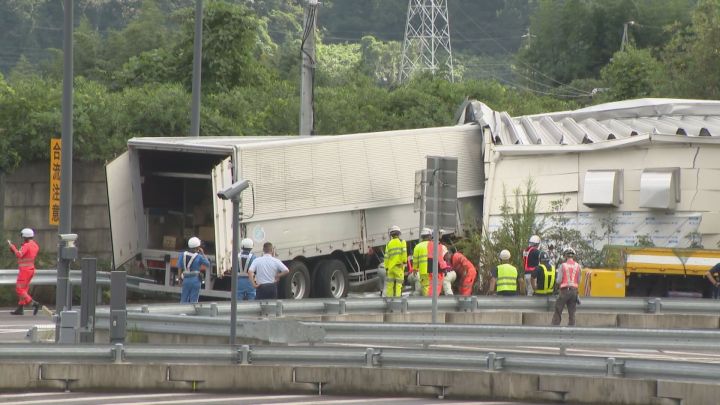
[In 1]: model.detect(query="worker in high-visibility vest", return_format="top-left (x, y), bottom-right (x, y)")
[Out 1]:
top-left (449, 251), bottom-right (477, 296)
top-left (552, 247), bottom-right (582, 326)
top-left (522, 235), bottom-right (542, 296)
top-left (531, 251), bottom-right (556, 296)
top-left (410, 228), bottom-right (432, 296)
top-left (488, 249), bottom-right (518, 296)
top-left (384, 225), bottom-right (408, 297)
top-left (7, 228), bottom-right (40, 315)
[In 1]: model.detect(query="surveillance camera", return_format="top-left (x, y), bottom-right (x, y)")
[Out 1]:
top-left (217, 179), bottom-right (250, 201)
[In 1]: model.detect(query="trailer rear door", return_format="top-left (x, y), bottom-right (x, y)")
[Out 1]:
top-left (106, 150), bottom-right (143, 269)
top-left (212, 157), bottom-right (234, 276)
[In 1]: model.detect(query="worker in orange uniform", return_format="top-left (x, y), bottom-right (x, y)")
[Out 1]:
top-left (448, 251), bottom-right (477, 296)
top-left (552, 247), bottom-right (582, 326)
top-left (7, 228), bottom-right (41, 315)
top-left (427, 234), bottom-right (450, 296)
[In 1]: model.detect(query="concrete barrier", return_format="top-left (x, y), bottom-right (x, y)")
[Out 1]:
top-left (523, 312), bottom-right (619, 327)
top-left (445, 311), bottom-right (522, 325)
top-left (321, 314), bottom-right (384, 322)
top-left (383, 312), bottom-right (438, 323)
top-left (3, 362), bottom-right (717, 404)
top-left (618, 314), bottom-right (720, 329)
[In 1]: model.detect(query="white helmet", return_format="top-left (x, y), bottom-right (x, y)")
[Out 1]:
top-left (563, 247), bottom-right (576, 256)
top-left (529, 235), bottom-right (541, 245)
top-left (389, 225), bottom-right (401, 235)
top-left (241, 238), bottom-right (254, 249)
top-left (20, 228), bottom-right (34, 238)
top-left (188, 237), bottom-right (201, 249)
top-left (499, 249), bottom-right (511, 260)
top-left (420, 227), bottom-right (432, 237)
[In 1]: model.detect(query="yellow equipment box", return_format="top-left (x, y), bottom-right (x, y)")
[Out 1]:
top-left (580, 268), bottom-right (625, 297)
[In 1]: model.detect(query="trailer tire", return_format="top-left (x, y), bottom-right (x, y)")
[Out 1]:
top-left (315, 259), bottom-right (350, 298)
top-left (279, 261), bottom-right (311, 299)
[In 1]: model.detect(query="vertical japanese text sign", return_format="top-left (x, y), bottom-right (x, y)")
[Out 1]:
top-left (49, 139), bottom-right (62, 226)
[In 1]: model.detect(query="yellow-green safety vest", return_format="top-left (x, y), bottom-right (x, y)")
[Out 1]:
top-left (534, 263), bottom-right (556, 294)
top-left (496, 263), bottom-right (518, 292)
top-left (413, 241), bottom-right (429, 275)
top-left (384, 237), bottom-right (408, 272)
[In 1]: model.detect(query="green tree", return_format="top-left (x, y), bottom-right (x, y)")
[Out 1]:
top-left (600, 46), bottom-right (661, 100)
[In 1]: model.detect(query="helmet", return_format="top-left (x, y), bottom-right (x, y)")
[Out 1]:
top-left (20, 228), bottom-right (34, 238)
top-left (499, 249), bottom-right (511, 260)
top-left (529, 235), bottom-right (541, 245)
top-left (188, 237), bottom-right (201, 249)
top-left (389, 225), bottom-right (401, 235)
top-left (241, 238), bottom-right (254, 249)
top-left (420, 227), bottom-right (432, 237)
top-left (563, 247), bottom-right (576, 256)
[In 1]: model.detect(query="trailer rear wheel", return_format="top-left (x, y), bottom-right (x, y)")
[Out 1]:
top-left (315, 259), bottom-right (350, 298)
top-left (279, 261), bottom-right (311, 299)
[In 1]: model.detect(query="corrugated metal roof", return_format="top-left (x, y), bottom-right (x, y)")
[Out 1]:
top-left (459, 98), bottom-right (720, 146)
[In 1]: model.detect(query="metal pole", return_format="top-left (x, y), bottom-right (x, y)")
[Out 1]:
top-left (299, 0), bottom-right (317, 135)
top-left (56, 0), bottom-right (74, 341)
top-left (431, 169), bottom-right (439, 324)
top-left (190, 0), bottom-right (203, 137)
top-left (229, 200), bottom-right (239, 344)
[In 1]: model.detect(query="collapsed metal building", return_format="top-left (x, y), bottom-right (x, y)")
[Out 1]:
top-left (457, 98), bottom-right (720, 248)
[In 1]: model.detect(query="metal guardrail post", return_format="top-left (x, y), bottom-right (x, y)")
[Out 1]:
top-left (457, 296), bottom-right (477, 312)
top-left (79, 258), bottom-right (97, 343)
top-left (606, 357), bottom-right (625, 377)
top-left (110, 271), bottom-right (127, 344)
top-left (260, 301), bottom-right (284, 317)
top-left (647, 298), bottom-right (662, 314)
top-left (113, 343), bottom-right (124, 364)
top-left (324, 299), bottom-right (346, 315)
top-left (365, 348), bottom-right (380, 367)
top-left (195, 303), bottom-right (219, 317)
top-left (386, 297), bottom-right (408, 313)
top-left (141, 305), bottom-right (150, 313)
top-left (487, 352), bottom-right (504, 371)
top-left (58, 311), bottom-right (80, 344)
top-left (238, 345), bottom-right (251, 364)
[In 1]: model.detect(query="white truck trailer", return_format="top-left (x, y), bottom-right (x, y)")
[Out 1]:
top-left (106, 125), bottom-right (484, 299)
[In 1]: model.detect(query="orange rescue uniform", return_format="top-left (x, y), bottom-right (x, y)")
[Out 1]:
top-left (10, 240), bottom-right (39, 306)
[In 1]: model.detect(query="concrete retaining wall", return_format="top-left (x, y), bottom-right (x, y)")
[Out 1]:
top-left (1, 362), bottom-right (718, 404)
top-left (2, 162), bottom-right (111, 263)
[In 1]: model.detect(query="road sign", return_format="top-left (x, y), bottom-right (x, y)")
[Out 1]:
top-left (49, 139), bottom-right (62, 226)
top-left (424, 156), bottom-right (458, 232)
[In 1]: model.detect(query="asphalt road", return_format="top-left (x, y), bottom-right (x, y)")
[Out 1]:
top-left (0, 307), bottom-right (54, 342)
top-left (0, 392), bottom-right (545, 405)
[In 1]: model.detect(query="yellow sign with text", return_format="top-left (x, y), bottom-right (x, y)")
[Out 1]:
top-left (49, 139), bottom-right (61, 226)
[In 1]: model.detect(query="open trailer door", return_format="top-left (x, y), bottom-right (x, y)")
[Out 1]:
top-left (106, 150), bottom-right (144, 269)
top-left (212, 157), bottom-right (234, 277)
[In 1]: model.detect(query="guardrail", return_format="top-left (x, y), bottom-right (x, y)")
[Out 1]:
top-left (92, 312), bottom-right (720, 350)
top-left (1, 343), bottom-right (718, 383)
top-left (0, 269), bottom-right (154, 290)
top-left (105, 295), bottom-right (720, 318)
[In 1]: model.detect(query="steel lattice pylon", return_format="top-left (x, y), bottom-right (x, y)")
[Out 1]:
top-left (399, 0), bottom-right (454, 83)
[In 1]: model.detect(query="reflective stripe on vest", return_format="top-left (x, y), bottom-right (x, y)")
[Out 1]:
top-left (560, 261), bottom-right (580, 288)
top-left (496, 263), bottom-right (518, 292)
top-left (535, 263), bottom-right (556, 294)
top-left (413, 241), bottom-right (429, 275)
top-left (523, 246), bottom-right (537, 272)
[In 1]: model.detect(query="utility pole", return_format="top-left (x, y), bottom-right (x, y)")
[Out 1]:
top-left (299, 0), bottom-right (318, 136)
top-left (400, 0), bottom-right (454, 83)
top-left (621, 21), bottom-right (635, 52)
top-left (56, 0), bottom-right (78, 341)
top-left (190, 0), bottom-right (203, 137)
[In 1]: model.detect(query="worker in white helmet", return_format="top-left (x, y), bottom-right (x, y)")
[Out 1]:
top-left (522, 234), bottom-right (543, 296)
top-left (409, 227), bottom-right (433, 296)
top-left (237, 238), bottom-right (257, 300)
top-left (7, 228), bottom-right (41, 315)
top-left (179, 236), bottom-right (210, 303)
top-left (552, 247), bottom-right (582, 326)
top-left (488, 249), bottom-right (518, 296)
top-left (384, 225), bottom-right (407, 297)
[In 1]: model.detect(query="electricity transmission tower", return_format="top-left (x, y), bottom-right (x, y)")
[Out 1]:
top-left (399, 0), bottom-right (455, 83)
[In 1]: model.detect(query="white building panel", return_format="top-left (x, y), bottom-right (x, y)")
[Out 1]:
top-left (697, 168), bottom-right (720, 191)
top-left (643, 147), bottom-right (698, 169)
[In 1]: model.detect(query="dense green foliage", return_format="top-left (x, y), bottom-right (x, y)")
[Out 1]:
top-left (1, 0), bottom-right (720, 174)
